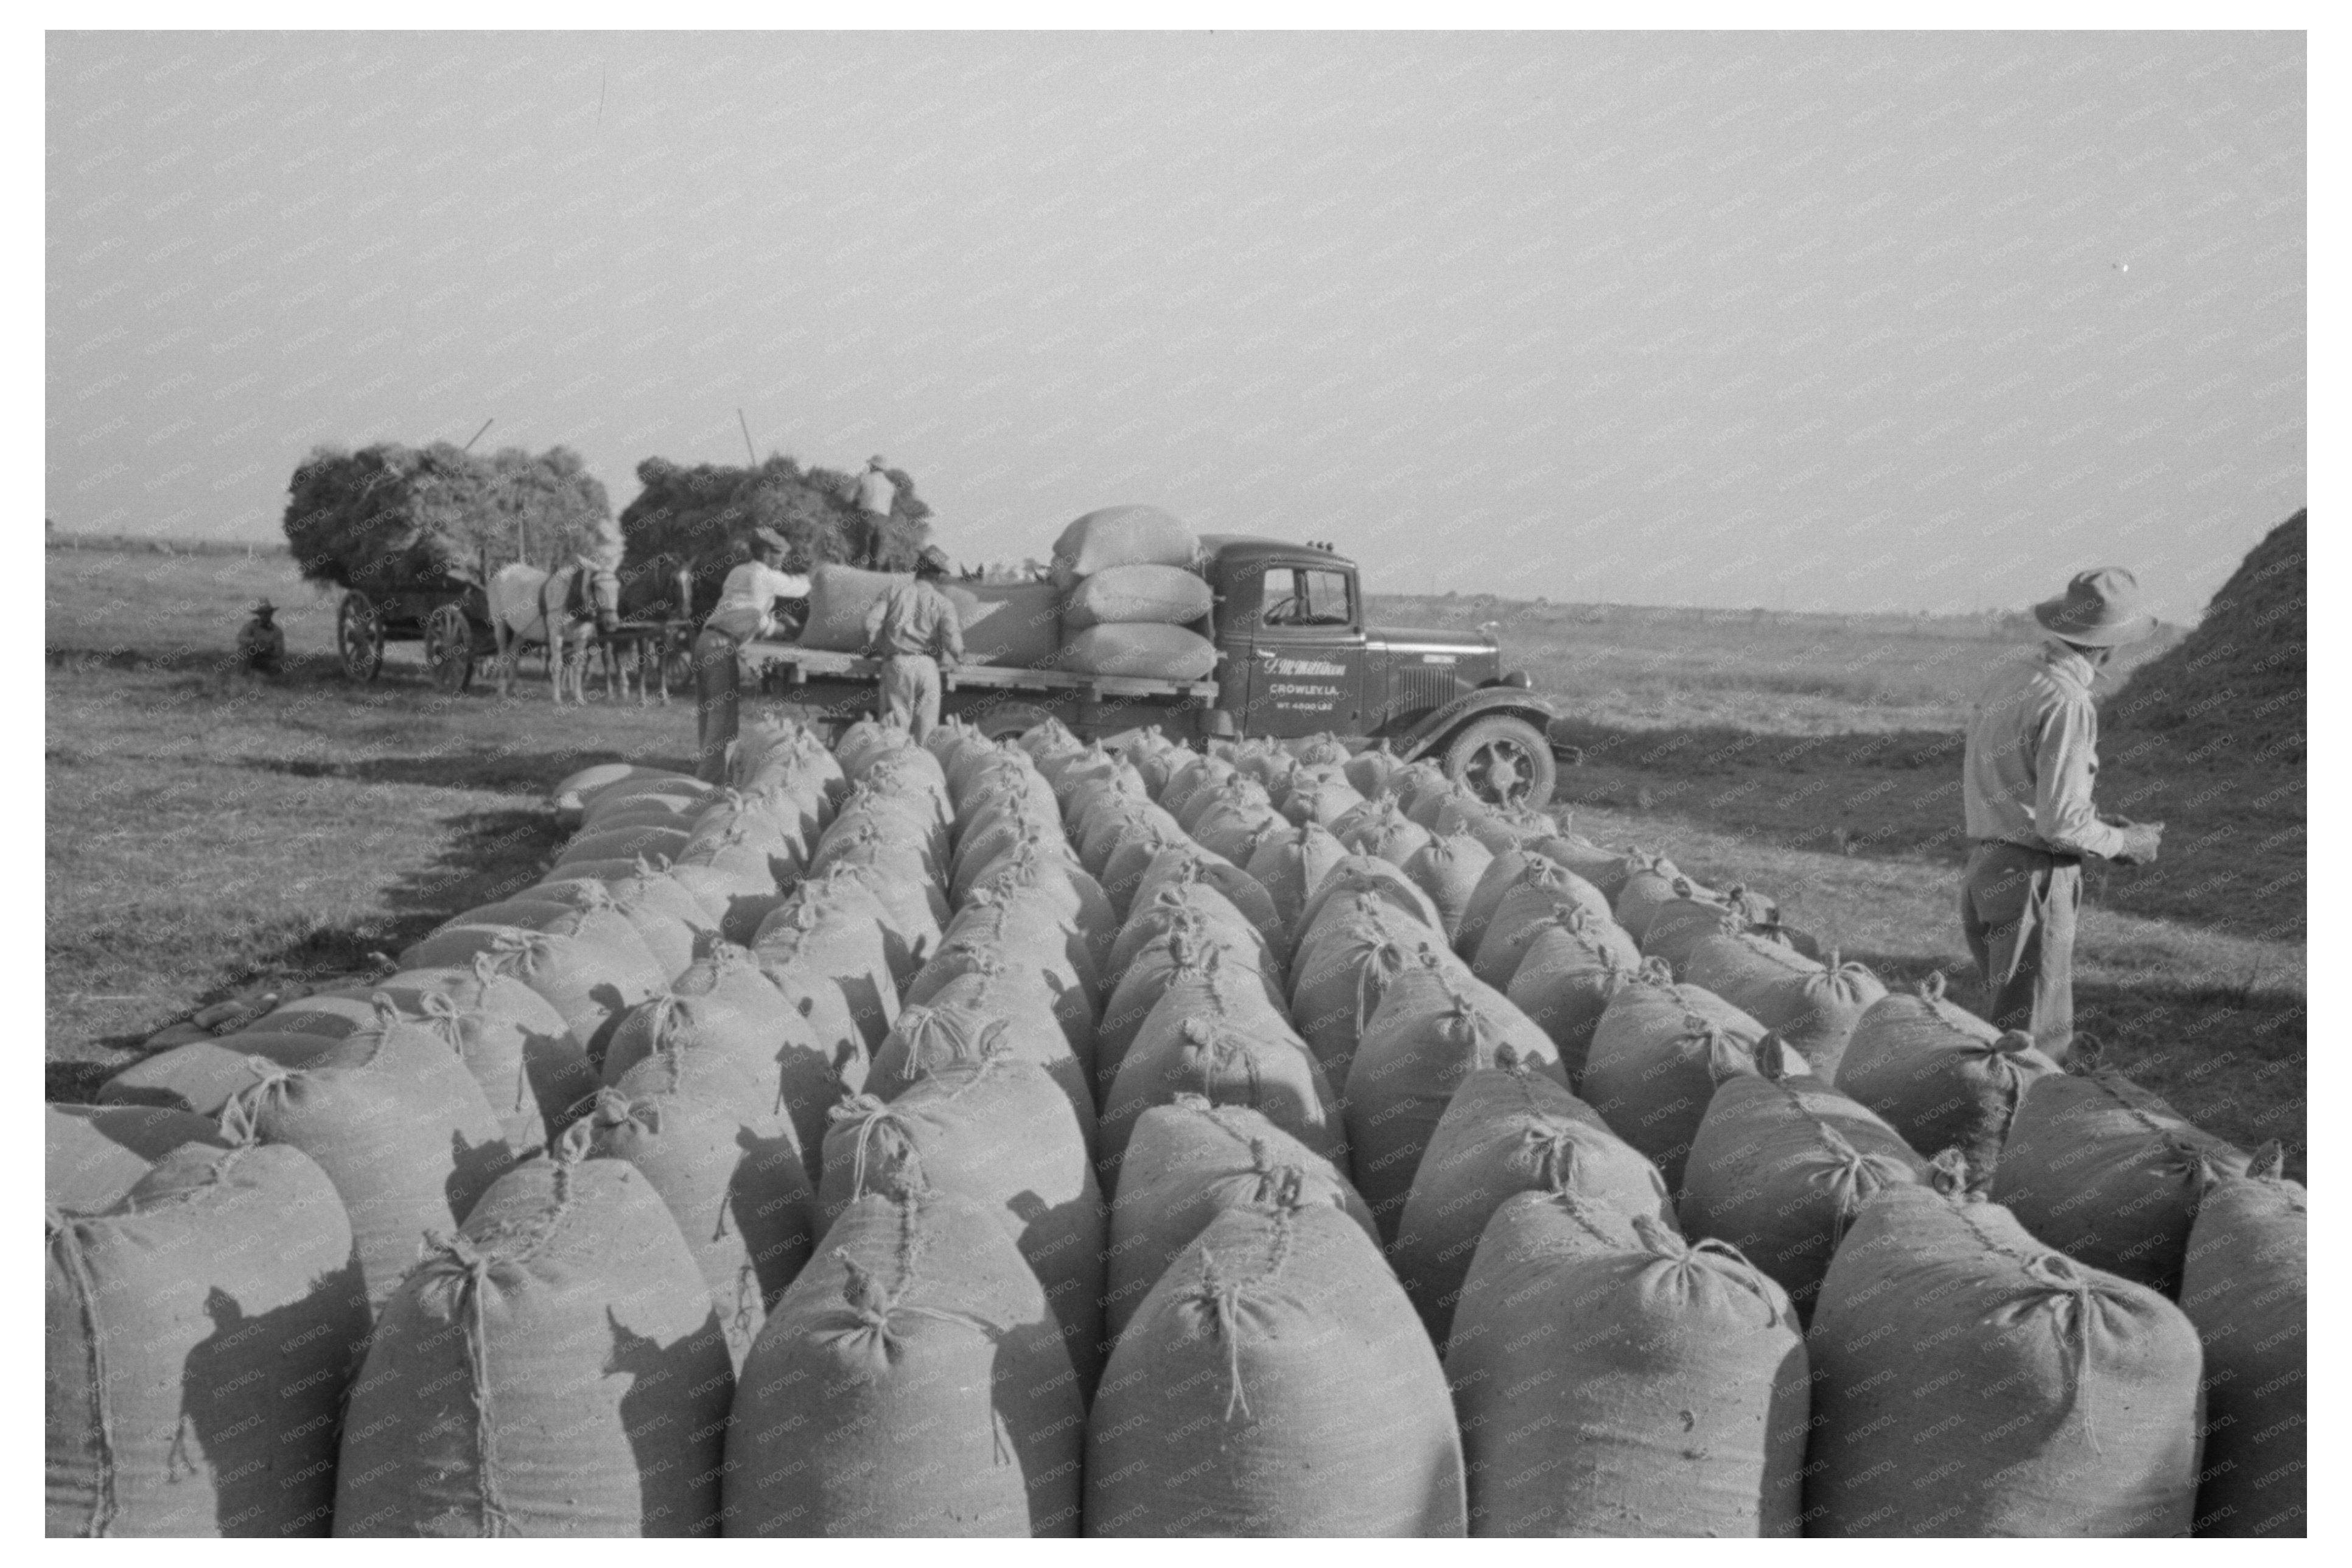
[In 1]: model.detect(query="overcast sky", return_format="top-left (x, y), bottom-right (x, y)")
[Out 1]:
top-left (47, 30), bottom-right (2303, 616)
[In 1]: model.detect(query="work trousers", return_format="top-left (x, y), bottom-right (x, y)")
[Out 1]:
top-left (1959, 841), bottom-right (2082, 1061)
top-left (693, 627), bottom-right (743, 785)
top-left (878, 654), bottom-right (942, 743)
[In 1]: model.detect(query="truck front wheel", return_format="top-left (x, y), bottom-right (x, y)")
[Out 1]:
top-left (1444, 715), bottom-right (1556, 811)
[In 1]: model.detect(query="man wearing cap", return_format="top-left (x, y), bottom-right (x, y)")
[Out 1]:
top-left (692, 527), bottom-right (811, 783)
top-left (851, 456), bottom-right (896, 569)
top-left (236, 598), bottom-right (284, 675)
top-left (862, 546), bottom-right (963, 743)
top-left (1959, 567), bottom-right (2165, 1059)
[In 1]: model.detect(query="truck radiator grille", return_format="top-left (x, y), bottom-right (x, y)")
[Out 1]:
top-left (1384, 665), bottom-right (1458, 724)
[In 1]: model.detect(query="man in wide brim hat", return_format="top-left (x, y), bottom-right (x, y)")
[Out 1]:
top-left (237, 597), bottom-right (285, 674)
top-left (1958, 567), bottom-right (2163, 1059)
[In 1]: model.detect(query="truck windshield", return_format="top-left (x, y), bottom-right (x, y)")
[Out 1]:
top-left (1261, 567), bottom-right (1353, 628)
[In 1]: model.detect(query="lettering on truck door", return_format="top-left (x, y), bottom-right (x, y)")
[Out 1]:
top-left (1244, 565), bottom-right (1363, 738)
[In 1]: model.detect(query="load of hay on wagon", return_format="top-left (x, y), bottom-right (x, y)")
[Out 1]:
top-left (281, 441), bottom-right (620, 592)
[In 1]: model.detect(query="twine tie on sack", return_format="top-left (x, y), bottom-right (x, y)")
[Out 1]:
top-left (1189, 1250), bottom-right (1255, 1423)
top-left (217, 1057), bottom-right (297, 1147)
top-left (422, 1229), bottom-right (516, 1536)
top-left (1524, 1119), bottom-right (1583, 1194)
top-left (831, 1258), bottom-right (1010, 1460)
top-left (832, 1096), bottom-right (920, 1201)
top-left (2020, 1252), bottom-right (2105, 1455)
top-left (1634, 1214), bottom-right (1785, 1328)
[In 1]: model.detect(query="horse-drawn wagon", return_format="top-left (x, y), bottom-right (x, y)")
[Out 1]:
top-left (334, 575), bottom-right (495, 693)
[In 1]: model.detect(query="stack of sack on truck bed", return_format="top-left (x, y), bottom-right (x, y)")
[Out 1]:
top-left (796, 564), bottom-right (1062, 667)
top-left (1048, 505), bottom-right (1217, 681)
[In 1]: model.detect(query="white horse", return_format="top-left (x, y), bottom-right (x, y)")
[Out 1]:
top-left (487, 561), bottom-right (621, 704)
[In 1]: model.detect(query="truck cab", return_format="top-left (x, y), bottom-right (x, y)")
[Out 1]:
top-left (1201, 536), bottom-right (1563, 808)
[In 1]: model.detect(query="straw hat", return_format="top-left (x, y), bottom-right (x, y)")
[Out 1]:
top-left (2033, 567), bottom-right (2154, 647)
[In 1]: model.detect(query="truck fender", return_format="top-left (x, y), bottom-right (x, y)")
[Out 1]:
top-left (1392, 687), bottom-right (1563, 764)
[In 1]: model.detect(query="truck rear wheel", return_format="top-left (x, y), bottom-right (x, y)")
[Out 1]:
top-left (1444, 715), bottom-right (1556, 811)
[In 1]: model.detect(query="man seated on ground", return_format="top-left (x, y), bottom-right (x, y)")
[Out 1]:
top-left (693, 528), bottom-right (811, 783)
top-left (862, 545), bottom-right (963, 743)
top-left (236, 599), bottom-right (284, 675)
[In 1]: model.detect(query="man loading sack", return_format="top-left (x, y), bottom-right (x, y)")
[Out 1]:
top-left (1959, 567), bottom-right (2163, 1060)
top-left (863, 545), bottom-right (963, 742)
top-left (694, 527), bottom-right (810, 783)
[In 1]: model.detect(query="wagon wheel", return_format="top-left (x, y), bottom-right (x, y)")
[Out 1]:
top-left (338, 592), bottom-right (385, 682)
top-left (424, 603), bottom-right (475, 695)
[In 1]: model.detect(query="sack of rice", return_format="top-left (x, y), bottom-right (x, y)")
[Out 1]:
top-left (1990, 1068), bottom-right (2252, 1295)
top-left (44, 1103), bottom-right (228, 1216)
top-left (1447, 1199), bottom-right (1806, 1537)
top-left (586, 1043), bottom-right (817, 1370)
top-left (604, 947), bottom-right (844, 1186)
top-left (725, 1186), bottom-right (1084, 1536)
top-left (219, 1013), bottom-right (516, 1314)
top-left (1400, 831), bottom-right (1494, 945)
top-left (942, 881), bottom-right (1104, 1012)
top-left (1530, 833), bottom-right (1638, 900)
top-left (1580, 963), bottom-right (1790, 1197)
top-left (1392, 1063), bottom-right (1673, 1345)
top-left (1503, 914), bottom-right (1643, 1089)
top-left (1684, 936), bottom-right (1886, 1079)
top-left (1286, 898), bottom-right (1427, 1092)
top-left (1104, 1096), bottom-right (1374, 1342)
top-left (1052, 623), bottom-right (1217, 681)
top-left (1280, 771), bottom-right (1367, 830)
top-left (333, 1142), bottom-right (734, 1537)
top-left (941, 578), bottom-right (1063, 667)
top-left (1470, 860), bottom-right (1619, 990)
top-left (96, 1030), bottom-right (341, 1117)
top-left (751, 896), bottom-right (900, 1055)
top-left (1347, 953), bottom-right (1566, 1237)
top-left (903, 937), bottom-right (1097, 1090)
top-left (1290, 854), bottom-right (1443, 959)
top-left (1804, 1181), bottom-right (2202, 1536)
top-left (1127, 846), bottom-right (1287, 962)
top-left (1341, 798), bottom-right (1433, 870)
top-left (1242, 821), bottom-right (1351, 940)
top-left (1153, 749), bottom-right (1230, 819)
top-left (1101, 1013), bottom-right (1342, 1185)
top-left (1679, 1037), bottom-right (1926, 1325)
top-left (799, 563), bottom-right (909, 652)
top-left (1049, 503), bottom-right (1197, 587)
top-left (868, 985), bottom-right (1096, 1147)
top-left (1835, 973), bottom-right (2059, 1180)
top-left (47, 1143), bottom-right (368, 1538)
top-left (2179, 1144), bottom-right (2306, 1538)
top-left (421, 912), bottom-right (670, 1071)
top-left (1061, 562), bottom-right (1213, 629)
top-left (1096, 925), bottom-right (1262, 1105)
top-left (1194, 797), bottom-right (1286, 870)
top-left (1087, 1200), bottom-right (1465, 1536)
top-left (968, 847), bottom-right (1119, 984)
top-left (667, 858), bottom-right (791, 949)
top-left (559, 823), bottom-right (693, 871)
top-left (1610, 851), bottom-right (1703, 943)
top-left (819, 1047), bottom-right (1105, 1388)
top-left (340, 959), bottom-right (597, 1148)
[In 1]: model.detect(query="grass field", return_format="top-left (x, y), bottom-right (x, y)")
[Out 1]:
top-left (47, 547), bottom-right (2303, 1175)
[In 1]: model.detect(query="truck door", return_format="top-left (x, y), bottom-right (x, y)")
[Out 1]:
top-left (1241, 564), bottom-right (1365, 738)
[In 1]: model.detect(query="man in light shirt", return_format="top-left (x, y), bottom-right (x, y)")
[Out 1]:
top-left (862, 546), bottom-right (963, 743)
top-left (851, 455), bottom-right (896, 569)
top-left (1959, 567), bottom-right (2164, 1060)
top-left (693, 527), bottom-right (811, 783)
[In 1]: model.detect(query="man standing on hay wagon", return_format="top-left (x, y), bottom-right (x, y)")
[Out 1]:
top-left (1961, 567), bottom-right (2165, 1060)
top-left (863, 545), bottom-right (963, 743)
top-left (850, 455), bottom-right (896, 569)
top-left (693, 527), bottom-right (811, 784)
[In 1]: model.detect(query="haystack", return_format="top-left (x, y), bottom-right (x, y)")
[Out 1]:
top-left (2105, 509), bottom-right (2305, 769)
